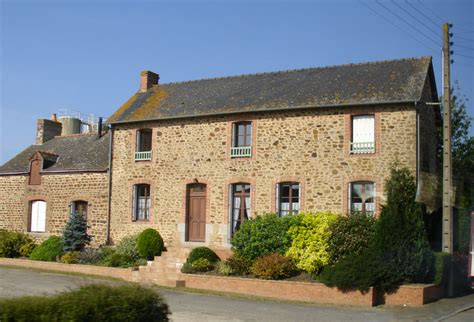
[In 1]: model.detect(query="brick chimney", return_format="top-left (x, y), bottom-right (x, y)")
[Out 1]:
top-left (140, 70), bottom-right (159, 92)
top-left (36, 118), bottom-right (62, 145)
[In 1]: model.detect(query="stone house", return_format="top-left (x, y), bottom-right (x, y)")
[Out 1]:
top-left (0, 119), bottom-right (110, 245)
top-left (106, 56), bottom-right (439, 253)
top-left (0, 56), bottom-right (439, 253)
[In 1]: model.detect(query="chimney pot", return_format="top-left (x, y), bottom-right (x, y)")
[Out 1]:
top-left (140, 70), bottom-right (159, 92)
top-left (51, 113), bottom-right (57, 122)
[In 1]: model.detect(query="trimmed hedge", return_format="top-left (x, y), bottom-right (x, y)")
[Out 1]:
top-left (0, 284), bottom-right (170, 321)
top-left (231, 213), bottom-right (298, 261)
top-left (186, 247), bottom-right (219, 264)
top-left (29, 236), bottom-right (64, 262)
top-left (137, 229), bottom-right (164, 260)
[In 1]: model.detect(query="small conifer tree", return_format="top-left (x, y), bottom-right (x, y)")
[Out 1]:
top-left (63, 212), bottom-right (91, 252)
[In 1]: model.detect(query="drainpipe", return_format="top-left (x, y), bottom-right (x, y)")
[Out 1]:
top-left (106, 124), bottom-right (114, 245)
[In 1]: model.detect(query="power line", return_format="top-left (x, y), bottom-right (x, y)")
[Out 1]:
top-left (358, 0), bottom-right (439, 53)
top-left (404, 0), bottom-right (440, 30)
top-left (454, 43), bottom-right (474, 51)
top-left (453, 34), bottom-right (474, 42)
top-left (391, 0), bottom-right (440, 40)
top-left (416, 0), bottom-right (445, 23)
top-left (453, 52), bottom-right (474, 60)
top-left (375, 0), bottom-right (440, 47)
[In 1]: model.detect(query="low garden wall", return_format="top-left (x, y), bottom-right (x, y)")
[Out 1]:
top-left (0, 258), bottom-right (444, 307)
top-left (0, 258), bottom-right (134, 282)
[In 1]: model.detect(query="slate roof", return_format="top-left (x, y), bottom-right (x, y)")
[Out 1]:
top-left (0, 133), bottom-right (110, 175)
top-left (108, 56), bottom-right (437, 124)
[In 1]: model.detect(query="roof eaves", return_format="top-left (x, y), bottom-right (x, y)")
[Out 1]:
top-left (108, 100), bottom-right (419, 125)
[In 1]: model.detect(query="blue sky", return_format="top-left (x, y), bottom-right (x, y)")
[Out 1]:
top-left (1, 0), bottom-right (473, 164)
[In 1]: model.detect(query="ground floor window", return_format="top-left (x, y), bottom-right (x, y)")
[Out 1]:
top-left (71, 200), bottom-right (88, 220)
top-left (132, 184), bottom-right (151, 221)
top-left (277, 182), bottom-right (300, 216)
top-left (349, 181), bottom-right (375, 216)
top-left (29, 200), bottom-right (46, 232)
top-left (230, 183), bottom-right (251, 236)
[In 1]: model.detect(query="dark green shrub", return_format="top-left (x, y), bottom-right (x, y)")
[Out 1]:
top-left (116, 234), bottom-right (140, 260)
top-left (137, 229), bottom-right (164, 260)
top-left (226, 253), bottom-right (253, 275)
top-left (452, 252), bottom-right (471, 294)
top-left (318, 251), bottom-right (376, 292)
top-left (231, 213), bottom-right (298, 261)
top-left (0, 230), bottom-right (33, 258)
top-left (371, 167), bottom-right (433, 292)
top-left (251, 253), bottom-right (297, 280)
top-left (59, 251), bottom-right (81, 264)
top-left (186, 247), bottom-right (219, 264)
top-left (327, 212), bottom-right (376, 265)
top-left (63, 212), bottom-right (91, 252)
top-left (181, 261), bottom-right (197, 274)
top-left (0, 284), bottom-right (170, 321)
top-left (431, 252), bottom-right (450, 286)
top-left (29, 236), bottom-right (64, 262)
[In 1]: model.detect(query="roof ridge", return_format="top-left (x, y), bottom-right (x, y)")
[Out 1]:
top-left (160, 56), bottom-right (432, 86)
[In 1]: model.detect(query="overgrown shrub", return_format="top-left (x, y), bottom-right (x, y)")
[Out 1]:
top-left (180, 261), bottom-right (196, 274)
top-left (216, 261), bottom-right (234, 276)
top-left (226, 253), bottom-right (253, 275)
top-left (231, 213), bottom-right (298, 261)
top-left (251, 253), bottom-right (297, 280)
top-left (137, 229), bottom-right (164, 260)
top-left (59, 251), bottom-right (80, 264)
top-left (286, 212), bottom-right (339, 274)
top-left (116, 234), bottom-right (141, 261)
top-left (19, 241), bottom-right (36, 257)
top-left (77, 247), bottom-right (104, 265)
top-left (0, 230), bottom-right (33, 258)
top-left (63, 212), bottom-right (91, 252)
top-left (186, 247), bottom-right (219, 264)
top-left (327, 212), bottom-right (376, 265)
top-left (0, 284), bottom-right (170, 321)
top-left (29, 236), bottom-right (64, 262)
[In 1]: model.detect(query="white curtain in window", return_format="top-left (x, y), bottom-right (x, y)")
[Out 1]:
top-left (352, 115), bottom-right (374, 143)
top-left (232, 197), bottom-right (241, 231)
top-left (31, 200), bottom-right (46, 232)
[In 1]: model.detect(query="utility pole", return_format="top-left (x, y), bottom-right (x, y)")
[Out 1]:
top-left (441, 22), bottom-right (454, 296)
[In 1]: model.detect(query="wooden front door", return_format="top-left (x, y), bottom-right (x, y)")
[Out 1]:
top-left (187, 184), bottom-right (206, 242)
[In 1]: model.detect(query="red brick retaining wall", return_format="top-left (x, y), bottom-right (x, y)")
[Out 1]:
top-left (381, 284), bottom-right (444, 306)
top-left (0, 258), bottom-right (134, 282)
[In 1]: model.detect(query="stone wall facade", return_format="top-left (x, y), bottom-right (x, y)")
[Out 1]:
top-left (109, 104), bottom-right (419, 249)
top-left (0, 172), bottom-right (108, 246)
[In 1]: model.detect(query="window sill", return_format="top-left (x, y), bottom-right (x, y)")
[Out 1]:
top-left (134, 151), bottom-right (152, 161)
top-left (132, 220), bottom-right (150, 223)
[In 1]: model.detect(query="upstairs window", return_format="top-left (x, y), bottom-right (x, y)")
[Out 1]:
top-left (135, 129), bottom-right (152, 161)
top-left (132, 184), bottom-right (151, 221)
top-left (351, 115), bottom-right (375, 154)
top-left (230, 122), bottom-right (252, 158)
top-left (349, 181), bottom-right (375, 216)
top-left (230, 183), bottom-right (251, 236)
top-left (276, 182), bottom-right (300, 216)
top-left (29, 200), bottom-right (46, 232)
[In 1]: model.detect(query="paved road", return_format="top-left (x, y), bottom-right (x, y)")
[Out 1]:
top-left (0, 267), bottom-right (473, 321)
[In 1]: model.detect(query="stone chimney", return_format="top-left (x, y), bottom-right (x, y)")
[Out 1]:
top-left (36, 118), bottom-right (62, 145)
top-left (140, 70), bottom-right (159, 92)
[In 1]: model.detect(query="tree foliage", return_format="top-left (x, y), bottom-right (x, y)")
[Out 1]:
top-left (63, 212), bottom-right (91, 252)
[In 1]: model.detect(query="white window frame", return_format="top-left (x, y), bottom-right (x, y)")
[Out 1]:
top-left (30, 200), bottom-right (46, 232)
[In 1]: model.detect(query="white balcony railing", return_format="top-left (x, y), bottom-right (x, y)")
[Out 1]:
top-left (230, 146), bottom-right (252, 158)
top-left (135, 151), bottom-right (152, 161)
top-left (350, 142), bottom-right (375, 154)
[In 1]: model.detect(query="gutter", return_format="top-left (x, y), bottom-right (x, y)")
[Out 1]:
top-left (106, 125), bottom-right (114, 245)
top-left (107, 100), bottom-right (419, 125)
top-left (0, 169), bottom-right (108, 176)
